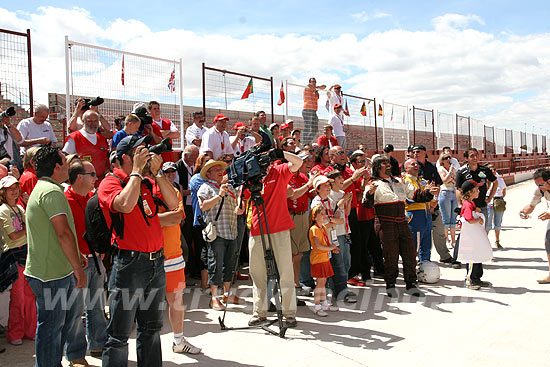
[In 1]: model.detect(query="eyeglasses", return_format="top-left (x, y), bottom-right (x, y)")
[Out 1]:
top-left (356, 160), bottom-right (366, 164)
top-left (537, 184), bottom-right (546, 187)
top-left (442, 156), bottom-right (451, 160)
top-left (334, 151), bottom-right (345, 156)
top-left (164, 169), bottom-right (176, 174)
top-left (224, 159), bottom-right (233, 164)
top-left (81, 172), bottom-right (97, 177)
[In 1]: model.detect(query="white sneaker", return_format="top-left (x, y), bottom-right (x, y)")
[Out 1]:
top-left (314, 308), bottom-right (328, 317)
top-left (322, 304), bottom-right (339, 312)
top-left (173, 338), bottom-right (201, 354)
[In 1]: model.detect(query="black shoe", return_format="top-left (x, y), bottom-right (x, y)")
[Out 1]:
top-left (296, 299), bottom-right (306, 306)
top-left (451, 260), bottom-right (462, 269)
top-left (405, 282), bottom-right (425, 297)
top-left (343, 293), bottom-right (357, 304)
top-left (440, 257), bottom-right (454, 264)
top-left (285, 317), bottom-right (298, 328)
top-left (386, 283), bottom-right (398, 298)
top-left (268, 301), bottom-right (277, 312)
top-left (473, 280), bottom-right (492, 288)
top-left (373, 270), bottom-right (385, 279)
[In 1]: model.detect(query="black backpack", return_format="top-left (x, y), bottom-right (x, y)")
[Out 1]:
top-left (83, 175), bottom-right (125, 273)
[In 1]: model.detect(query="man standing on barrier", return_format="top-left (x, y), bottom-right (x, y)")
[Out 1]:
top-left (247, 149), bottom-right (303, 328)
top-left (98, 135), bottom-right (178, 367)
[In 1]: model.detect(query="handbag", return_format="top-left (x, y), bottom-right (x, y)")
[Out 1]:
top-left (0, 250), bottom-right (19, 292)
top-left (202, 196), bottom-right (225, 243)
top-left (493, 198), bottom-right (506, 212)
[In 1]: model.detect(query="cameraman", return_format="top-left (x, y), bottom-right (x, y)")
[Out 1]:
top-left (0, 107), bottom-right (23, 169)
top-left (247, 149), bottom-right (303, 328)
top-left (98, 135), bottom-right (178, 367)
top-left (68, 97), bottom-right (113, 139)
top-left (17, 104), bottom-right (57, 154)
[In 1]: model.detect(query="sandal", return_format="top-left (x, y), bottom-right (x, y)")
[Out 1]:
top-left (495, 240), bottom-right (503, 249)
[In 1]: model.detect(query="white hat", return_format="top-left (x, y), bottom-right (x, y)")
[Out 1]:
top-left (313, 175), bottom-right (332, 190)
top-left (0, 175), bottom-right (20, 189)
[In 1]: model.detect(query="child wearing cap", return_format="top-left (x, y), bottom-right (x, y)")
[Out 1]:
top-left (308, 205), bottom-right (339, 317)
top-left (0, 176), bottom-right (36, 345)
top-left (457, 180), bottom-right (493, 290)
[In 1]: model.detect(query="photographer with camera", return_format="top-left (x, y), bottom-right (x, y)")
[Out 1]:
top-left (0, 107), bottom-right (23, 170)
top-left (230, 121), bottom-right (261, 157)
top-left (63, 110), bottom-right (110, 185)
top-left (246, 149), bottom-right (303, 328)
top-left (17, 104), bottom-right (57, 154)
top-left (97, 134), bottom-right (178, 367)
top-left (68, 97), bottom-right (113, 139)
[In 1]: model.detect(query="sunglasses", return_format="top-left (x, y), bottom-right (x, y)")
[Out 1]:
top-left (334, 151), bottom-right (345, 156)
top-left (443, 156), bottom-right (451, 160)
top-left (356, 160), bottom-right (366, 164)
top-left (537, 183), bottom-right (546, 187)
top-left (81, 172), bottom-right (97, 177)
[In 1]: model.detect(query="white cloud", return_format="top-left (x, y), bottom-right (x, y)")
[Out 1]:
top-left (351, 10), bottom-right (391, 23)
top-left (0, 7), bottom-right (549, 132)
top-left (432, 13), bottom-right (485, 32)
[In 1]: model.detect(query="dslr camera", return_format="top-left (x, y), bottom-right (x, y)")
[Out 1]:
top-left (0, 106), bottom-right (15, 119)
top-left (133, 105), bottom-right (153, 134)
top-left (78, 96), bottom-right (104, 111)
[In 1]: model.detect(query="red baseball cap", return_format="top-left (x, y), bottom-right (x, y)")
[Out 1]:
top-left (213, 113), bottom-right (229, 122)
top-left (233, 121), bottom-right (246, 130)
top-left (280, 123), bottom-right (290, 130)
top-left (333, 84), bottom-right (342, 89)
top-left (334, 104), bottom-right (342, 109)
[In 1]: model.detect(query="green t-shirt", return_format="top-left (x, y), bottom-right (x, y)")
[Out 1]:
top-left (24, 177), bottom-right (79, 281)
top-left (0, 203), bottom-right (27, 252)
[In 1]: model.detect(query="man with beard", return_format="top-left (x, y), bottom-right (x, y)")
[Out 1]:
top-left (63, 110), bottom-right (110, 184)
top-left (185, 111), bottom-right (207, 147)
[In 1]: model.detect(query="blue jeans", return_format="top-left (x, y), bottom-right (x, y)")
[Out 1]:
top-left (102, 251), bottom-right (166, 367)
top-left (337, 235), bottom-right (351, 276)
top-left (27, 273), bottom-right (85, 367)
top-left (336, 136), bottom-right (346, 149)
top-left (438, 190), bottom-right (458, 228)
top-left (407, 209), bottom-right (433, 262)
top-left (207, 237), bottom-right (238, 286)
top-left (487, 205), bottom-right (504, 231)
top-left (328, 235), bottom-right (350, 300)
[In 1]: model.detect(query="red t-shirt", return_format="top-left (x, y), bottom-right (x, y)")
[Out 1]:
top-left (248, 163), bottom-right (295, 236)
top-left (65, 187), bottom-right (93, 255)
top-left (460, 200), bottom-right (476, 222)
top-left (97, 168), bottom-right (164, 252)
top-left (18, 168), bottom-right (38, 208)
top-left (287, 171), bottom-right (309, 212)
top-left (316, 135), bottom-right (338, 147)
top-left (311, 163), bottom-right (328, 174)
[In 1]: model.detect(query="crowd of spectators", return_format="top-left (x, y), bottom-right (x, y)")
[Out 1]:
top-left (0, 79), bottom-right (535, 365)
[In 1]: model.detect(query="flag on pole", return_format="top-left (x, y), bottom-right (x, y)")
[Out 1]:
top-left (360, 102), bottom-right (367, 116)
top-left (378, 104), bottom-right (383, 116)
top-left (277, 81), bottom-right (285, 106)
top-left (344, 99), bottom-right (349, 115)
top-left (121, 55), bottom-right (125, 86)
top-left (168, 68), bottom-right (176, 93)
top-left (325, 99), bottom-right (330, 112)
top-left (390, 106), bottom-right (394, 122)
top-left (241, 78), bottom-right (253, 99)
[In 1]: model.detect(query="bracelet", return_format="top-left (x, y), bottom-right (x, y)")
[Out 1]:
top-left (129, 173), bottom-right (143, 180)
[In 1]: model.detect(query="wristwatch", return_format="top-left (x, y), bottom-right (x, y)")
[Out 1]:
top-left (155, 170), bottom-right (164, 179)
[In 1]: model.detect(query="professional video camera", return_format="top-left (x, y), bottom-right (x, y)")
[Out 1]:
top-left (0, 106), bottom-right (15, 119)
top-left (133, 105), bottom-right (153, 133)
top-left (148, 138), bottom-right (172, 156)
top-left (226, 143), bottom-right (272, 192)
top-left (77, 96), bottom-right (104, 111)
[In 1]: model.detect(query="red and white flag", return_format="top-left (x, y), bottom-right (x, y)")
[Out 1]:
top-left (277, 81), bottom-right (285, 106)
top-left (121, 55), bottom-right (125, 86)
top-left (168, 68), bottom-right (176, 93)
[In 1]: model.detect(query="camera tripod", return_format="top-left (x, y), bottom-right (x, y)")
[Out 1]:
top-left (218, 188), bottom-right (288, 338)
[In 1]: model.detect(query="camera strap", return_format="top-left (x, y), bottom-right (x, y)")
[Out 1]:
top-left (137, 178), bottom-right (168, 225)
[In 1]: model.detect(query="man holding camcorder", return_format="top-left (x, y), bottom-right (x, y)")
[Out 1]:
top-left (68, 97), bottom-right (113, 139)
top-left (246, 149), bottom-right (303, 328)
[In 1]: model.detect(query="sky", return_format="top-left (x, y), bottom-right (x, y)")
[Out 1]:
top-left (1, 1), bottom-right (550, 133)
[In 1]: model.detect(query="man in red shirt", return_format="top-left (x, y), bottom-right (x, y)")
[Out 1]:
top-left (247, 149), bottom-right (303, 328)
top-left (65, 159), bottom-right (107, 359)
top-left (63, 110), bottom-right (110, 185)
top-left (287, 153), bottom-right (316, 297)
top-left (98, 134), bottom-right (179, 367)
top-left (147, 101), bottom-right (180, 163)
top-left (316, 125), bottom-right (338, 148)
